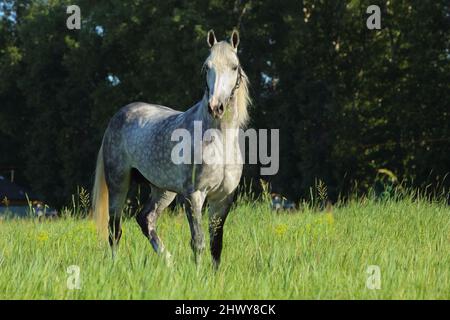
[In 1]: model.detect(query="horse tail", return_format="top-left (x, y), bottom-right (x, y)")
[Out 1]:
top-left (92, 142), bottom-right (109, 240)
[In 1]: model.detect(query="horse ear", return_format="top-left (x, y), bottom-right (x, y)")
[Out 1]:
top-left (230, 29), bottom-right (240, 50)
top-left (207, 30), bottom-right (217, 48)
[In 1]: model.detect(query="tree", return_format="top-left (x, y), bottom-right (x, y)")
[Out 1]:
top-left (0, 0), bottom-right (449, 206)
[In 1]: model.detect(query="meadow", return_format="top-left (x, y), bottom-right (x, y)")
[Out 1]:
top-left (0, 192), bottom-right (449, 299)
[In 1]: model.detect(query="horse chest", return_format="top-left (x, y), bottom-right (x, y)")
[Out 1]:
top-left (197, 163), bottom-right (242, 196)
top-left (220, 164), bottom-right (243, 194)
top-left (200, 134), bottom-right (243, 195)
top-left (199, 142), bottom-right (242, 194)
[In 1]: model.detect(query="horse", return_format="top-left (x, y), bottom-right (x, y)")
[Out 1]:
top-left (92, 29), bottom-right (250, 267)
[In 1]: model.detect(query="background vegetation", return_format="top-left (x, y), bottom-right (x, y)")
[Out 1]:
top-left (0, 0), bottom-right (449, 206)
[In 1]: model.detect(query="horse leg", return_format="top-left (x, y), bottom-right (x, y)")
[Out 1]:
top-left (136, 187), bottom-right (176, 259)
top-left (208, 193), bottom-right (234, 269)
top-left (185, 191), bottom-right (207, 264)
top-left (103, 158), bottom-right (131, 254)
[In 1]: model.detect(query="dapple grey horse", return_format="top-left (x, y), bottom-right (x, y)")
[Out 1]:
top-left (92, 30), bottom-right (250, 267)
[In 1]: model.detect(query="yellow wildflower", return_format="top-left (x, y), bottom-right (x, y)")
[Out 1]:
top-left (36, 231), bottom-right (49, 242)
top-left (274, 224), bottom-right (288, 236)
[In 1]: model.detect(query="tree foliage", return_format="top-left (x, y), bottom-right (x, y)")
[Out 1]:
top-left (1, 0), bottom-right (449, 205)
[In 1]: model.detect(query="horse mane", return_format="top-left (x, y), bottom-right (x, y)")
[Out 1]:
top-left (236, 68), bottom-right (251, 127)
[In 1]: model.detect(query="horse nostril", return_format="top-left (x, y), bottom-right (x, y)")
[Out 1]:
top-left (208, 102), bottom-right (213, 114)
top-left (218, 104), bottom-right (224, 114)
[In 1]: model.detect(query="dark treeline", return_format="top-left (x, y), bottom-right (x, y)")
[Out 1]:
top-left (1, 0), bottom-right (449, 206)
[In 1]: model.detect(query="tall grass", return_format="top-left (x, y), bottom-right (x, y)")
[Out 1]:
top-left (0, 188), bottom-right (448, 299)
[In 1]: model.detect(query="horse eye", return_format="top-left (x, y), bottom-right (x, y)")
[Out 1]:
top-left (232, 65), bottom-right (238, 71)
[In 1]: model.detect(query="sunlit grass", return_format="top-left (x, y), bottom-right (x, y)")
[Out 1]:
top-left (0, 195), bottom-right (449, 299)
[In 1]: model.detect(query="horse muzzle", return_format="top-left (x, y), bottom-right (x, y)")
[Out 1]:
top-left (208, 102), bottom-right (225, 119)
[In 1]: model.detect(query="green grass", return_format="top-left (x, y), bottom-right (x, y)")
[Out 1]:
top-left (0, 196), bottom-right (449, 299)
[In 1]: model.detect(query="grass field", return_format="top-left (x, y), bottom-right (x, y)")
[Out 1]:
top-left (0, 194), bottom-right (449, 299)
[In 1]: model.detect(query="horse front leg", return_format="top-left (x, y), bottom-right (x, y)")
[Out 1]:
top-left (208, 193), bottom-right (234, 269)
top-left (185, 191), bottom-right (207, 264)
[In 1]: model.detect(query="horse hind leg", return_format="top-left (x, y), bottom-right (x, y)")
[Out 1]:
top-left (101, 118), bottom-right (133, 255)
top-left (136, 187), bottom-right (176, 260)
top-left (105, 167), bottom-right (131, 253)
